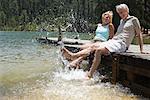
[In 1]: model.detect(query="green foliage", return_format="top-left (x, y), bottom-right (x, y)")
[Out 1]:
top-left (0, 0), bottom-right (149, 31)
top-left (0, 11), bottom-right (6, 29)
top-left (132, 36), bottom-right (150, 44)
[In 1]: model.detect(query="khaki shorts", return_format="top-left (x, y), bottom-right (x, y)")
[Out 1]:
top-left (99, 39), bottom-right (127, 53)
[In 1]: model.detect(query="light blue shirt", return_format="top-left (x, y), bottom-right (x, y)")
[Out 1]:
top-left (94, 24), bottom-right (109, 42)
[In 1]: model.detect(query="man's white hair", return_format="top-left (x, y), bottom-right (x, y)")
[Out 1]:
top-left (116, 4), bottom-right (129, 13)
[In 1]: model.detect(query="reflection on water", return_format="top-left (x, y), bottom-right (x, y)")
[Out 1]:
top-left (0, 32), bottom-right (147, 100)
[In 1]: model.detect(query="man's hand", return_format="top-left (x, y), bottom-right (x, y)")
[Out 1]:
top-left (140, 51), bottom-right (150, 54)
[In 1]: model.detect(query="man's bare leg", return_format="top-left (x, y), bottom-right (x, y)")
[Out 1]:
top-left (68, 56), bottom-right (85, 69)
top-left (87, 48), bottom-right (109, 78)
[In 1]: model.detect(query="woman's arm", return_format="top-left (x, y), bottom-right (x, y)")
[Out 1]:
top-left (108, 23), bottom-right (115, 39)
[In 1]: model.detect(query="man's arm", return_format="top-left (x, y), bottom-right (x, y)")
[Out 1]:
top-left (133, 18), bottom-right (144, 53)
top-left (137, 31), bottom-right (144, 53)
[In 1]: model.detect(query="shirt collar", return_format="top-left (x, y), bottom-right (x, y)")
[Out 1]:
top-left (123, 15), bottom-right (133, 21)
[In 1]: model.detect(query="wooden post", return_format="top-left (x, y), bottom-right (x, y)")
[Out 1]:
top-left (58, 25), bottom-right (62, 41)
top-left (111, 54), bottom-right (120, 84)
top-left (127, 71), bottom-right (135, 84)
top-left (45, 36), bottom-right (48, 44)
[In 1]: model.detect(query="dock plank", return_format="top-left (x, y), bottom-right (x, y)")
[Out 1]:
top-left (125, 45), bottom-right (150, 60)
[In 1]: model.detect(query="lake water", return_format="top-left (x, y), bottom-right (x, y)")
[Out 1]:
top-left (0, 31), bottom-right (147, 100)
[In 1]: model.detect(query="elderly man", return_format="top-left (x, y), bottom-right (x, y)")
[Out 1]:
top-left (62, 4), bottom-right (144, 78)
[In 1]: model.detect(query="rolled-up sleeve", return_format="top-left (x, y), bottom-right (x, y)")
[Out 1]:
top-left (132, 18), bottom-right (141, 35)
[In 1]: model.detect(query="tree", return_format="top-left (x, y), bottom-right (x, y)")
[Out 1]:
top-left (0, 0), bottom-right (149, 31)
top-left (0, 11), bottom-right (6, 28)
top-left (19, 10), bottom-right (29, 27)
top-left (9, 0), bottom-right (19, 16)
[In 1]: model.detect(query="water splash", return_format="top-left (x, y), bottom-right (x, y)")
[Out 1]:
top-left (44, 49), bottom-right (147, 100)
top-left (68, 9), bottom-right (80, 39)
top-left (44, 65), bottom-right (144, 100)
top-left (54, 68), bottom-right (87, 81)
top-left (46, 32), bottom-right (50, 37)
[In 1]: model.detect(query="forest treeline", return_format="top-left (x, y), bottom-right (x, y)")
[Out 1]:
top-left (0, 0), bottom-right (149, 32)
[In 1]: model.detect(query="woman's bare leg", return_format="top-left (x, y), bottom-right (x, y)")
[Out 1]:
top-left (62, 47), bottom-right (95, 61)
top-left (61, 47), bottom-right (75, 60)
top-left (79, 42), bottom-right (93, 49)
top-left (71, 42), bottom-right (101, 58)
top-left (79, 41), bottom-right (101, 49)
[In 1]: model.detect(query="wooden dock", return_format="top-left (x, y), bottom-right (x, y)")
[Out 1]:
top-left (111, 45), bottom-right (150, 97)
top-left (65, 44), bottom-right (150, 97)
top-left (36, 37), bottom-right (91, 45)
top-left (37, 37), bottom-right (150, 97)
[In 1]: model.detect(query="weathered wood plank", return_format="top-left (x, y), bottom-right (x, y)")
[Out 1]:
top-left (129, 83), bottom-right (150, 97)
top-left (120, 64), bottom-right (150, 77)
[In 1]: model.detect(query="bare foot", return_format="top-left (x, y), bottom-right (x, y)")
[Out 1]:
top-left (85, 71), bottom-right (92, 79)
top-left (68, 62), bottom-right (80, 69)
top-left (61, 47), bottom-right (75, 60)
top-left (70, 56), bottom-right (84, 69)
top-left (66, 62), bottom-right (78, 70)
top-left (84, 76), bottom-right (91, 80)
top-left (68, 57), bottom-right (83, 69)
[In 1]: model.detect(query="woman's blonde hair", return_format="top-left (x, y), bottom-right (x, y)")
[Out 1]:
top-left (102, 11), bottom-right (113, 24)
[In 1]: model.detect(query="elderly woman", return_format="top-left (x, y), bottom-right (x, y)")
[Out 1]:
top-left (62, 4), bottom-right (144, 78)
